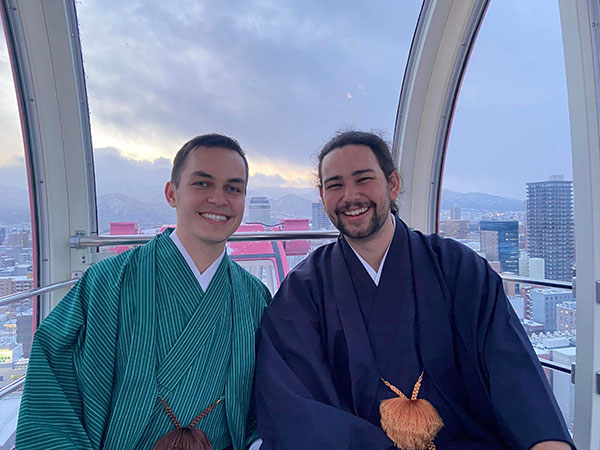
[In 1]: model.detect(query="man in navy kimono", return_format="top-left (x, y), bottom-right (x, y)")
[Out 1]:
top-left (255, 131), bottom-right (574, 449)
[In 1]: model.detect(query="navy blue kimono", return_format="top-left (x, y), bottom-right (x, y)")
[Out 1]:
top-left (255, 219), bottom-right (574, 449)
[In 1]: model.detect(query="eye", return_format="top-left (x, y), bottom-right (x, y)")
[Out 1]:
top-left (325, 183), bottom-right (342, 190)
top-left (357, 176), bottom-right (373, 183)
top-left (226, 185), bottom-right (243, 194)
top-left (193, 181), bottom-right (208, 187)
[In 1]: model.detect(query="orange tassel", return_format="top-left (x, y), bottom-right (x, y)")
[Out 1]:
top-left (380, 373), bottom-right (443, 450)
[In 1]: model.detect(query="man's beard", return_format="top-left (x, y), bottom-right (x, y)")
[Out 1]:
top-left (332, 201), bottom-right (389, 240)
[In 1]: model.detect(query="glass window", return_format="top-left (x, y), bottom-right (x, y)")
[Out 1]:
top-left (75, 1), bottom-right (423, 277)
top-left (440, 0), bottom-right (575, 432)
top-left (233, 259), bottom-right (278, 295)
top-left (0, 24), bottom-right (34, 449)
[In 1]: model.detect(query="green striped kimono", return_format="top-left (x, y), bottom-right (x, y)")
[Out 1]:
top-left (16, 230), bottom-right (271, 450)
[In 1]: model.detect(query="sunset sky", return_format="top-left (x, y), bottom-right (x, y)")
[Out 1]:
top-left (0, 0), bottom-right (572, 200)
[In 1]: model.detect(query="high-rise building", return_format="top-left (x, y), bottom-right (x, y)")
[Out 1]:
top-left (450, 204), bottom-right (461, 220)
top-left (479, 221), bottom-right (519, 273)
top-left (311, 201), bottom-right (332, 230)
top-left (526, 176), bottom-right (574, 282)
top-left (247, 197), bottom-right (272, 225)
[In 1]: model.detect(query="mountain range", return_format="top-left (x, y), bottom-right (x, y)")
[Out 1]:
top-left (0, 184), bottom-right (524, 229)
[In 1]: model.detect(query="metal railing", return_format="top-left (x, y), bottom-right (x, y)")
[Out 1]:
top-left (0, 279), bottom-right (78, 307)
top-left (538, 359), bottom-right (573, 375)
top-left (70, 230), bottom-right (341, 248)
top-left (0, 376), bottom-right (26, 399)
top-left (499, 274), bottom-right (572, 289)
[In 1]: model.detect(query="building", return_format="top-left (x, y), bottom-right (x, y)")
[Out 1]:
top-left (522, 319), bottom-right (545, 335)
top-left (0, 276), bottom-right (33, 297)
top-left (529, 258), bottom-right (545, 278)
top-left (556, 301), bottom-right (576, 332)
top-left (519, 252), bottom-right (545, 278)
top-left (311, 201), bottom-right (333, 230)
top-left (507, 295), bottom-right (525, 320)
top-left (552, 347), bottom-right (576, 431)
top-left (16, 311), bottom-right (33, 358)
top-left (526, 176), bottom-right (574, 282)
top-left (247, 197), bottom-right (272, 225)
top-left (479, 221), bottom-right (519, 273)
top-left (0, 278), bottom-right (11, 297)
top-left (531, 288), bottom-right (574, 332)
top-left (440, 219), bottom-right (470, 239)
top-left (450, 204), bottom-right (461, 220)
top-left (0, 339), bottom-right (23, 368)
top-left (5, 230), bottom-right (29, 248)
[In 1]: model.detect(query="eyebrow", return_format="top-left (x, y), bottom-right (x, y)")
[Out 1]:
top-left (190, 170), bottom-right (213, 179)
top-left (190, 171), bottom-right (246, 185)
top-left (323, 169), bottom-right (376, 185)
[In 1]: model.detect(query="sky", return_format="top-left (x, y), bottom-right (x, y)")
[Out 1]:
top-left (0, 0), bottom-right (573, 201)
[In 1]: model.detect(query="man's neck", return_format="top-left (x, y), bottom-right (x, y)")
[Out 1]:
top-left (174, 228), bottom-right (226, 274)
top-left (344, 213), bottom-right (395, 272)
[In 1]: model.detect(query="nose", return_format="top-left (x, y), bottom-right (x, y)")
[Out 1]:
top-left (342, 184), bottom-right (361, 203)
top-left (207, 188), bottom-right (227, 205)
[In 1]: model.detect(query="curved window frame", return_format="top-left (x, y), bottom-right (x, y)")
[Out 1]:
top-left (1, 0), bottom-right (98, 319)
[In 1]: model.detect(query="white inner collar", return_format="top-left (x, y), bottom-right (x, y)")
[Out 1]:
top-left (169, 229), bottom-right (226, 292)
top-left (346, 215), bottom-right (395, 286)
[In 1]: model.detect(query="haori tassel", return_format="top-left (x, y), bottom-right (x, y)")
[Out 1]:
top-left (380, 372), bottom-right (443, 450)
top-left (153, 397), bottom-right (222, 450)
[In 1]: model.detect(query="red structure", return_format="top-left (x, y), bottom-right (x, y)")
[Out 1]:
top-left (280, 218), bottom-right (311, 256)
top-left (109, 221), bottom-right (140, 254)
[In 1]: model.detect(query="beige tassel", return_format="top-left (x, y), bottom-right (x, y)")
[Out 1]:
top-left (380, 373), bottom-right (443, 450)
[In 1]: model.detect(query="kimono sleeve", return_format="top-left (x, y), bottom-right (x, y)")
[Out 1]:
top-left (16, 260), bottom-right (122, 450)
top-left (255, 267), bottom-right (395, 450)
top-left (436, 238), bottom-right (574, 449)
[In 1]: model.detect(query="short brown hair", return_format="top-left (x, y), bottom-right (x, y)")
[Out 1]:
top-left (170, 134), bottom-right (248, 187)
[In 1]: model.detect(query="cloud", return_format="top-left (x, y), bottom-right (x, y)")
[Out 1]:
top-left (248, 172), bottom-right (311, 189)
top-left (74, 0), bottom-right (419, 167)
top-left (93, 145), bottom-right (314, 202)
top-left (0, 40), bottom-right (26, 166)
top-left (93, 147), bottom-right (171, 202)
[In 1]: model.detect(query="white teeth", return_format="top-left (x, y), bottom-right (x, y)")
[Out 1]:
top-left (201, 213), bottom-right (227, 222)
top-left (343, 207), bottom-right (368, 216)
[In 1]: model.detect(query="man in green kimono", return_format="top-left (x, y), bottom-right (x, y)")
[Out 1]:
top-left (16, 134), bottom-right (271, 450)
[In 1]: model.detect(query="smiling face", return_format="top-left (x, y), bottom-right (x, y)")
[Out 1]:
top-left (319, 144), bottom-right (399, 242)
top-left (165, 146), bottom-right (247, 250)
